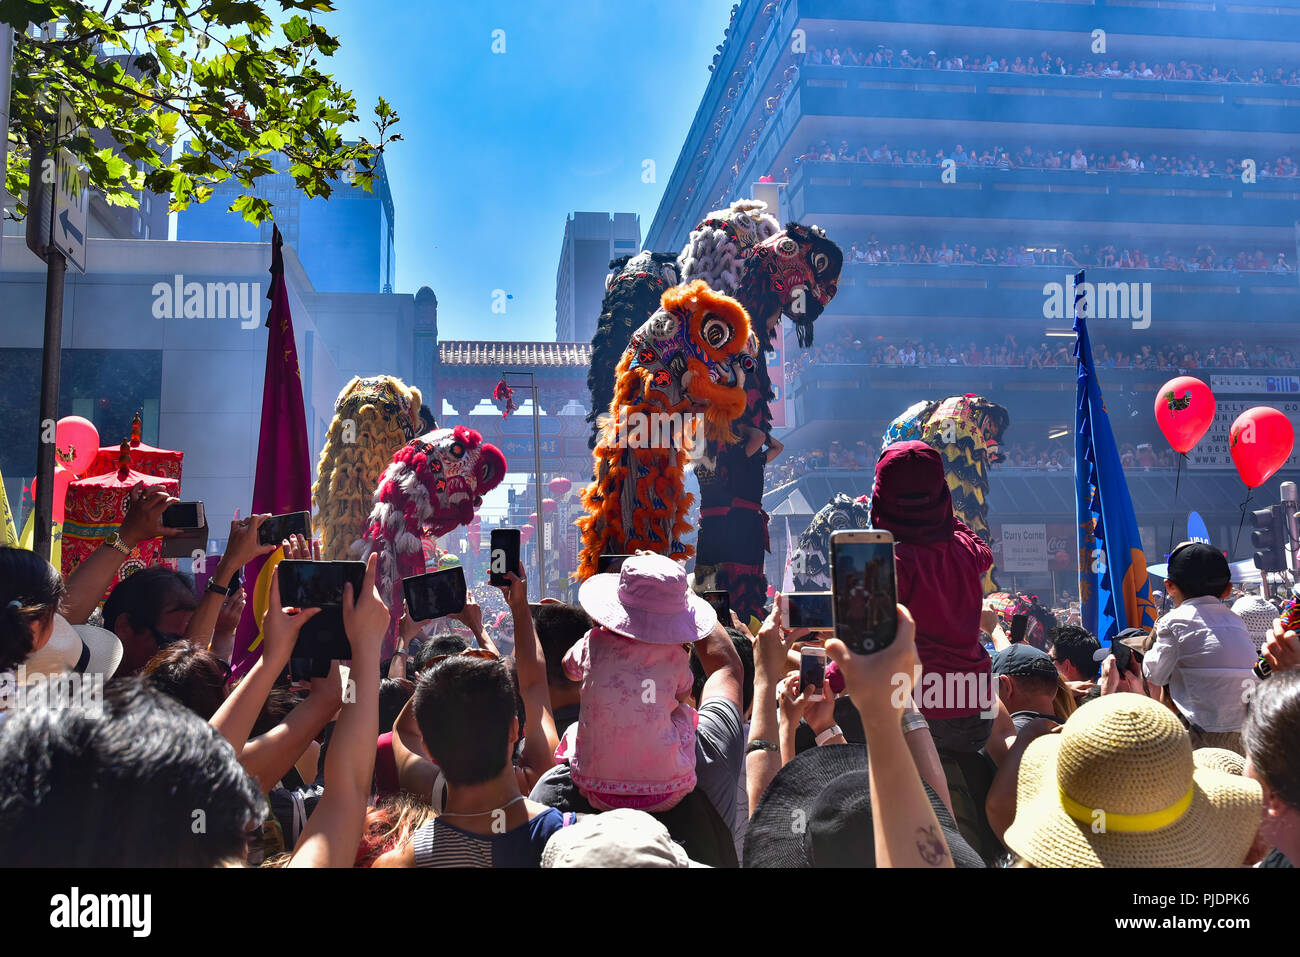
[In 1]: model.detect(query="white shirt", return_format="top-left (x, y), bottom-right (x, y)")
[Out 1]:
top-left (1143, 596), bottom-right (1259, 733)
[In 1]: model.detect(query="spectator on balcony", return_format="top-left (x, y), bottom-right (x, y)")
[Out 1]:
top-left (1273, 254), bottom-right (1292, 274)
top-left (1069, 148), bottom-right (1087, 170)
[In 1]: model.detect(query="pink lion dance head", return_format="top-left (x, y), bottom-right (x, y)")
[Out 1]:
top-left (358, 425), bottom-right (506, 653)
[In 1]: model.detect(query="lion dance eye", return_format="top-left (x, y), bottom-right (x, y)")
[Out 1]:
top-left (812, 252), bottom-right (829, 273)
top-left (701, 314), bottom-right (734, 349)
top-left (777, 237), bottom-right (798, 256)
top-left (449, 443), bottom-right (465, 458)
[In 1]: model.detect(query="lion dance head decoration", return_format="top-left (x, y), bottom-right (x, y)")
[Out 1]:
top-left (587, 251), bottom-right (681, 451)
top-left (313, 376), bottom-right (423, 561)
top-left (358, 425), bottom-right (506, 652)
top-left (882, 394), bottom-right (1010, 591)
top-left (734, 222), bottom-right (842, 348)
top-left (790, 493), bottom-right (873, 592)
top-left (576, 280), bottom-right (753, 580)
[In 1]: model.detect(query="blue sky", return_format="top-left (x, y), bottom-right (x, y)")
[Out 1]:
top-left (329, 0), bottom-right (738, 341)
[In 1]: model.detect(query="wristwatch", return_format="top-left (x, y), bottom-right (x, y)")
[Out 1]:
top-left (104, 533), bottom-right (132, 556)
top-left (815, 724), bottom-right (844, 747)
top-left (745, 739), bottom-right (779, 755)
top-left (205, 578), bottom-right (232, 597)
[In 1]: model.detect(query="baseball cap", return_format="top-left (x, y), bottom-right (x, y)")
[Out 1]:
top-left (541, 809), bottom-right (707, 868)
top-left (1166, 541), bottom-right (1230, 596)
top-left (992, 643), bottom-right (1057, 680)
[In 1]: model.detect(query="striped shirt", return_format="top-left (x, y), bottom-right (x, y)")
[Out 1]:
top-left (410, 808), bottom-right (573, 868)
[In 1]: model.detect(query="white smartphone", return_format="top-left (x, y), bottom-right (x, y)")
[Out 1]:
top-left (830, 529), bottom-right (897, 655)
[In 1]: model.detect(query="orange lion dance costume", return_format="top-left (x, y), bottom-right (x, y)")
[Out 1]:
top-left (576, 280), bottom-right (753, 581)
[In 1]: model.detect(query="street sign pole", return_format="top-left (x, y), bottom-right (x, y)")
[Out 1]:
top-left (33, 249), bottom-right (66, 559)
top-left (0, 24), bottom-right (13, 273)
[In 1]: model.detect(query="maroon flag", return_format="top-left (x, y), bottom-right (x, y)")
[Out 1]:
top-left (232, 225), bottom-right (312, 676)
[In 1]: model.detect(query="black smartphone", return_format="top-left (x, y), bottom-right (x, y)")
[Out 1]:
top-left (702, 590), bottom-right (731, 623)
top-left (489, 528), bottom-right (521, 586)
top-left (277, 560), bottom-right (366, 663)
top-left (1010, 613), bottom-right (1029, 644)
top-left (259, 510), bottom-right (312, 546)
top-left (830, 530), bottom-right (898, 655)
top-left (781, 592), bottom-right (833, 630)
top-left (1111, 641), bottom-right (1133, 675)
top-left (161, 501), bottom-right (205, 529)
top-left (597, 553), bottom-right (633, 574)
top-left (403, 566), bottom-right (467, 621)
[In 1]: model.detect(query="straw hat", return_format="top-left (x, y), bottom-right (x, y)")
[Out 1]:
top-left (1005, 693), bottom-right (1261, 867)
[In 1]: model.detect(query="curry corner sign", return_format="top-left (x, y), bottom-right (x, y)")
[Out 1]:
top-left (25, 98), bottom-right (89, 274)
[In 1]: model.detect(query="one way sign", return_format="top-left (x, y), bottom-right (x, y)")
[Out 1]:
top-left (53, 100), bottom-right (89, 273)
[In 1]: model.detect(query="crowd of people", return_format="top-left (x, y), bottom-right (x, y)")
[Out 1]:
top-left (797, 138), bottom-right (1298, 180)
top-left (1, 446), bottom-right (1297, 871)
top-left (785, 333), bottom-right (1300, 379)
top-left (801, 42), bottom-right (1300, 87)
top-left (838, 236), bottom-right (1294, 274)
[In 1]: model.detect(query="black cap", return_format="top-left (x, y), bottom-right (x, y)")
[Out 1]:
top-left (1166, 541), bottom-right (1230, 595)
top-left (991, 644), bottom-right (1057, 680)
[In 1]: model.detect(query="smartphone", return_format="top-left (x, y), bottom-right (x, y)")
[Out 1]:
top-left (800, 645), bottom-right (826, 701)
top-left (1111, 640), bottom-right (1133, 675)
top-left (597, 553), bottom-right (633, 574)
top-left (781, 592), bottom-right (833, 630)
top-left (258, 510), bottom-right (312, 546)
top-left (277, 560), bottom-right (366, 663)
top-left (403, 566), bottom-right (467, 621)
top-left (162, 501), bottom-right (205, 529)
top-left (830, 529), bottom-right (898, 655)
top-left (1010, 613), bottom-right (1029, 644)
top-left (490, 528), bottom-right (521, 586)
top-left (702, 590), bottom-right (731, 623)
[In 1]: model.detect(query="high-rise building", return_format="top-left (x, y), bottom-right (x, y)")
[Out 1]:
top-left (177, 148), bottom-right (396, 295)
top-left (646, 0), bottom-right (1300, 585)
top-left (554, 212), bottom-right (640, 341)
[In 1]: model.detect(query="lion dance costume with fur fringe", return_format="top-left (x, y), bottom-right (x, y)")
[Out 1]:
top-left (681, 201), bottom-right (843, 621)
top-left (576, 280), bottom-right (753, 581)
top-left (313, 376), bottom-right (423, 561)
top-left (358, 425), bottom-right (506, 654)
top-left (587, 251), bottom-right (681, 452)
top-left (884, 394), bottom-right (1010, 592)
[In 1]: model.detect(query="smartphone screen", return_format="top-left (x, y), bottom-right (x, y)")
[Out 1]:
top-left (799, 648), bottom-right (826, 701)
top-left (277, 561), bottom-right (366, 664)
top-left (1010, 614), bottom-right (1029, 644)
top-left (403, 566), bottom-right (467, 621)
top-left (783, 592), bottom-right (833, 630)
top-left (830, 532), bottom-right (898, 655)
top-left (597, 553), bottom-right (633, 574)
top-left (702, 590), bottom-right (731, 623)
top-left (278, 560), bottom-right (365, 608)
top-left (161, 501), bottom-right (205, 529)
top-left (259, 510), bottom-right (312, 546)
top-left (490, 529), bottom-right (521, 586)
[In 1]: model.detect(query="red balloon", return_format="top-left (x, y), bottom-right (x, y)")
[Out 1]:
top-left (1229, 406), bottom-right (1295, 488)
top-left (1153, 376), bottom-right (1215, 453)
top-left (32, 466), bottom-right (74, 524)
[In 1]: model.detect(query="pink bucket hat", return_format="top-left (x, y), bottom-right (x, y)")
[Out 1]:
top-left (578, 553), bottom-right (717, 645)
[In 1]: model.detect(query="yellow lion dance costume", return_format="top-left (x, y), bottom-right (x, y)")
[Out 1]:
top-left (576, 280), bottom-right (753, 581)
top-left (313, 376), bottom-right (423, 560)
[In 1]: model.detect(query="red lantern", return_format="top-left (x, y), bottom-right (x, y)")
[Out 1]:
top-left (548, 476), bottom-right (572, 496)
top-left (542, 497), bottom-right (557, 514)
top-left (1229, 407), bottom-right (1295, 488)
top-left (528, 511), bottom-right (538, 525)
top-left (1153, 376), bottom-right (1215, 454)
top-left (520, 524), bottom-right (535, 545)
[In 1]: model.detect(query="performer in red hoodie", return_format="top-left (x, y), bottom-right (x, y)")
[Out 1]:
top-left (869, 440), bottom-right (994, 750)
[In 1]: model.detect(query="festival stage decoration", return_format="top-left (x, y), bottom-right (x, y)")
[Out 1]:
top-left (789, 493), bottom-right (873, 591)
top-left (684, 201), bottom-right (843, 620)
top-left (882, 394), bottom-right (1010, 592)
top-left (357, 425), bottom-right (506, 653)
top-left (61, 440), bottom-right (181, 585)
top-left (586, 251), bottom-right (681, 450)
top-left (1154, 376), bottom-right (1215, 455)
top-left (1229, 406), bottom-right (1295, 490)
top-left (312, 376), bottom-right (423, 560)
top-left (576, 280), bottom-right (753, 581)
top-left (494, 378), bottom-right (518, 419)
top-left (84, 412), bottom-right (184, 482)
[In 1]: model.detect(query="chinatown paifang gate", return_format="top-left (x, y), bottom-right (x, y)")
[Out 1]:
top-left (435, 340), bottom-right (594, 596)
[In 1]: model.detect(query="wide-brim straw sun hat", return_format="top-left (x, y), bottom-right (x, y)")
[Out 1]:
top-left (1005, 693), bottom-right (1261, 868)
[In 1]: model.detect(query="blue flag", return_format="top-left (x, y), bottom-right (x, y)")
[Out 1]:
top-left (1072, 271), bottom-right (1157, 643)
